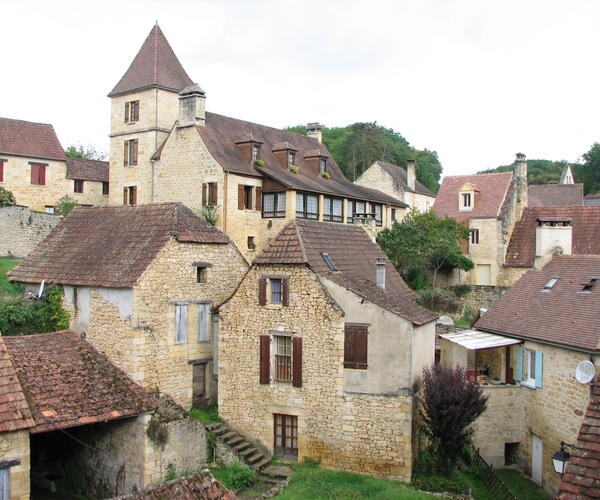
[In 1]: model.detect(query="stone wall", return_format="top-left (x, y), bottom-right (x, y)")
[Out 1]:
top-left (0, 206), bottom-right (60, 258)
top-left (453, 284), bottom-right (510, 312)
top-left (0, 430), bottom-right (29, 500)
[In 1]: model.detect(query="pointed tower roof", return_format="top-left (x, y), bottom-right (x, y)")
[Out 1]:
top-left (109, 24), bottom-right (194, 97)
top-left (560, 164), bottom-right (575, 184)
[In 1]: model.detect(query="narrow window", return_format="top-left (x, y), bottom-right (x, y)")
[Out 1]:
top-left (125, 100), bottom-right (140, 123)
top-left (344, 323), bottom-right (368, 369)
top-left (244, 185), bottom-right (253, 209)
top-left (262, 192), bottom-right (286, 218)
top-left (373, 203), bottom-right (382, 226)
top-left (102, 182), bottom-right (109, 196)
top-left (196, 266), bottom-right (208, 283)
top-left (247, 236), bottom-right (256, 250)
top-left (376, 262), bottom-right (386, 290)
top-left (74, 179), bottom-right (84, 193)
top-left (252, 143), bottom-right (261, 162)
top-left (124, 139), bottom-right (138, 166)
top-left (197, 303), bottom-right (210, 342)
top-left (288, 151), bottom-right (296, 168)
top-left (523, 349), bottom-right (536, 386)
top-left (271, 278), bottom-right (283, 303)
top-left (470, 229), bottom-right (480, 245)
top-left (463, 193), bottom-right (471, 207)
top-left (123, 186), bottom-right (137, 205)
top-left (319, 158), bottom-right (327, 174)
top-left (391, 208), bottom-right (397, 222)
top-left (1, 466), bottom-right (10, 500)
top-left (174, 304), bottom-right (188, 344)
top-left (274, 335), bottom-right (292, 382)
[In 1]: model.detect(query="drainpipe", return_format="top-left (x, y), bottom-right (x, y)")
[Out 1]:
top-left (223, 172), bottom-right (228, 233)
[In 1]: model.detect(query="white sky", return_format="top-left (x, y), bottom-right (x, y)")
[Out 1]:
top-left (2, 0), bottom-right (599, 177)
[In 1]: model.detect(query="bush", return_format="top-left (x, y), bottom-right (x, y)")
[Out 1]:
top-left (405, 268), bottom-right (428, 291)
top-left (55, 195), bottom-right (78, 216)
top-left (453, 284), bottom-right (472, 297)
top-left (189, 404), bottom-right (222, 424)
top-left (253, 160), bottom-right (265, 167)
top-left (0, 187), bottom-right (15, 207)
top-left (199, 205), bottom-right (219, 226)
top-left (412, 474), bottom-right (468, 494)
top-left (215, 462), bottom-right (257, 490)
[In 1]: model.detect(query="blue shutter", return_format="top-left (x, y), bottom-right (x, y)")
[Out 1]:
top-left (516, 347), bottom-right (523, 382)
top-left (535, 351), bottom-right (543, 388)
top-left (0, 468), bottom-right (9, 500)
top-left (198, 303), bottom-right (210, 342)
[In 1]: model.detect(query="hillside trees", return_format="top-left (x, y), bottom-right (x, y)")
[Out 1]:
top-left (65, 144), bottom-right (108, 161)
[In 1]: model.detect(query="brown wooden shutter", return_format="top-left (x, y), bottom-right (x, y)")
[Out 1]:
top-left (124, 141), bottom-right (129, 166)
top-left (125, 102), bottom-right (130, 123)
top-left (39, 165), bottom-right (46, 185)
top-left (238, 184), bottom-right (245, 210)
top-left (202, 183), bottom-right (207, 207)
top-left (123, 187), bottom-right (128, 205)
top-left (255, 186), bottom-right (262, 211)
top-left (132, 139), bottom-right (138, 165)
top-left (133, 101), bottom-right (139, 121)
top-left (30, 164), bottom-right (36, 184)
top-left (282, 277), bottom-right (290, 307)
top-left (0, 161), bottom-right (4, 182)
top-left (344, 329), bottom-right (355, 368)
top-left (344, 324), bottom-right (368, 369)
top-left (292, 336), bottom-right (302, 387)
top-left (259, 335), bottom-right (270, 384)
top-left (210, 182), bottom-right (218, 205)
top-left (132, 186), bottom-right (137, 205)
top-left (356, 331), bottom-right (368, 369)
top-left (258, 277), bottom-right (267, 306)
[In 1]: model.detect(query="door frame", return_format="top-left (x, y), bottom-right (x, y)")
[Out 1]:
top-left (274, 413), bottom-right (298, 460)
top-left (531, 434), bottom-right (543, 484)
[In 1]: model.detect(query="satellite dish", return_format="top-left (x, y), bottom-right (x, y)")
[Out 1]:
top-left (575, 360), bottom-right (596, 384)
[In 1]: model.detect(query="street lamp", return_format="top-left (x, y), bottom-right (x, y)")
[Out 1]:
top-left (552, 442), bottom-right (576, 475)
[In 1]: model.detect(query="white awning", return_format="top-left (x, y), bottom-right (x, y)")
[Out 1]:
top-left (439, 330), bottom-right (522, 350)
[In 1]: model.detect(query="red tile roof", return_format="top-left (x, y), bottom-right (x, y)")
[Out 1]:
top-left (433, 172), bottom-right (513, 221)
top-left (505, 207), bottom-right (600, 268)
top-left (109, 24), bottom-right (193, 97)
top-left (66, 157), bottom-right (109, 182)
top-left (3, 331), bottom-right (156, 434)
top-left (0, 336), bottom-right (34, 433)
top-left (476, 255), bottom-right (600, 351)
top-left (254, 220), bottom-right (437, 325)
top-left (374, 160), bottom-right (435, 197)
top-left (0, 117), bottom-right (65, 161)
top-left (557, 383), bottom-right (600, 500)
top-left (527, 184), bottom-right (583, 207)
top-left (9, 203), bottom-right (229, 287)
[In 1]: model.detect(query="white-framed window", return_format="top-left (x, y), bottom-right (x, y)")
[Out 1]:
top-left (197, 303), bottom-right (210, 343)
top-left (470, 229), bottom-right (480, 245)
top-left (174, 304), bottom-right (188, 344)
top-left (252, 143), bottom-right (261, 162)
top-left (270, 278), bottom-right (283, 304)
top-left (518, 347), bottom-right (543, 389)
top-left (463, 193), bottom-right (471, 207)
top-left (44, 206), bottom-right (55, 214)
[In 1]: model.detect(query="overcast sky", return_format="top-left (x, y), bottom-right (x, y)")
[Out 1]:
top-left (3, 0), bottom-right (599, 177)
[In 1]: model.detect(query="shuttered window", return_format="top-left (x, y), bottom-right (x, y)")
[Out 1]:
top-left (344, 323), bottom-right (368, 369)
top-left (123, 186), bottom-right (137, 205)
top-left (259, 276), bottom-right (290, 306)
top-left (238, 185), bottom-right (253, 210)
top-left (202, 183), bottom-right (218, 206)
top-left (0, 468), bottom-right (9, 500)
top-left (125, 100), bottom-right (140, 123)
top-left (174, 304), bottom-right (188, 344)
top-left (274, 336), bottom-right (292, 381)
top-left (123, 139), bottom-right (138, 166)
top-left (197, 303), bottom-right (210, 343)
top-left (30, 163), bottom-right (46, 185)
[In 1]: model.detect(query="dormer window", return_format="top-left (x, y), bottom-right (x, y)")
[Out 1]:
top-left (459, 183), bottom-right (476, 211)
top-left (463, 193), bottom-right (471, 207)
top-left (252, 143), bottom-right (261, 162)
top-left (319, 158), bottom-right (327, 174)
top-left (288, 151), bottom-right (296, 168)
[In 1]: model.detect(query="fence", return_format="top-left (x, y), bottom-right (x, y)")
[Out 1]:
top-left (470, 447), bottom-right (516, 500)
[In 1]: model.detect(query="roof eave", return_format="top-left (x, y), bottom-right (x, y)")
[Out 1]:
top-left (108, 84), bottom-right (182, 98)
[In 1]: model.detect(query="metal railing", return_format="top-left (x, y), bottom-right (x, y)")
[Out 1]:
top-left (470, 447), bottom-right (516, 500)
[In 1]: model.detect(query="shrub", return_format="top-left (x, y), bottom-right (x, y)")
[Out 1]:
top-left (290, 167), bottom-right (299, 174)
top-left (454, 284), bottom-right (472, 297)
top-left (199, 205), bottom-right (219, 226)
top-left (217, 462), bottom-right (257, 490)
top-left (0, 187), bottom-right (15, 207)
top-left (147, 416), bottom-right (169, 449)
top-left (189, 404), bottom-right (222, 424)
top-left (253, 160), bottom-right (265, 167)
top-left (55, 195), bottom-right (78, 216)
top-left (320, 172), bottom-right (331, 179)
top-left (405, 268), bottom-right (428, 291)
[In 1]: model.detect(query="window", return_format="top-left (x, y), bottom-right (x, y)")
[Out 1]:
top-left (196, 266), bottom-right (208, 283)
top-left (288, 151), bottom-right (296, 168)
top-left (30, 163), bottom-right (46, 185)
top-left (391, 208), bottom-right (397, 222)
top-left (274, 335), bottom-right (293, 382)
top-left (517, 347), bottom-right (543, 388)
top-left (372, 203), bottom-right (382, 226)
top-left (174, 304), bottom-right (188, 344)
top-left (462, 192), bottom-right (471, 208)
top-left (244, 185), bottom-right (253, 209)
top-left (376, 262), bottom-right (386, 290)
top-left (344, 323), bottom-right (368, 369)
top-left (44, 206), bottom-right (55, 214)
top-left (262, 192), bottom-right (286, 218)
top-left (470, 229), bottom-right (480, 245)
top-left (202, 182), bottom-right (218, 206)
top-left (271, 278), bottom-right (283, 303)
top-left (274, 414), bottom-right (298, 459)
top-left (102, 182), bottom-right (109, 196)
top-left (258, 276), bottom-right (289, 306)
top-left (125, 100), bottom-right (140, 123)
top-left (123, 139), bottom-right (138, 166)
top-left (543, 277), bottom-right (559, 290)
top-left (323, 196), bottom-right (343, 222)
top-left (123, 186), bottom-right (137, 205)
top-left (252, 143), bottom-right (261, 162)
top-left (319, 158), bottom-right (327, 174)
top-left (347, 200), bottom-right (366, 223)
top-left (74, 179), bottom-right (84, 193)
top-left (296, 192), bottom-right (319, 219)
top-left (197, 303), bottom-right (210, 342)
top-left (321, 252), bottom-right (337, 271)
top-left (0, 160), bottom-right (5, 182)
top-left (580, 277), bottom-right (599, 292)
top-left (247, 236), bottom-right (256, 250)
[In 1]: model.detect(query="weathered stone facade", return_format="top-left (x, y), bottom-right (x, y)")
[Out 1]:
top-left (452, 284), bottom-right (510, 312)
top-left (0, 430), bottom-right (29, 500)
top-left (0, 206), bottom-right (60, 258)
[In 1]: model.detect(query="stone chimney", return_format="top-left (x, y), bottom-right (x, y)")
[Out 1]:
top-left (535, 217), bottom-right (572, 268)
top-left (514, 152), bottom-right (528, 206)
top-left (307, 122), bottom-right (322, 143)
top-left (406, 160), bottom-right (416, 191)
top-left (178, 84), bottom-right (206, 127)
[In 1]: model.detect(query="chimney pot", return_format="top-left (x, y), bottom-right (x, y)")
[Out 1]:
top-left (178, 84), bottom-right (206, 127)
top-left (307, 122), bottom-right (323, 143)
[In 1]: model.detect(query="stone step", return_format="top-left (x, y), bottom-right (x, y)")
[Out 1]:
top-left (261, 465), bottom-right (292, 479)
top-left (227, 435), bottom-right (244, 446)
top-left (213, 426), bottom-right (229, 436)
top-left (246, 451), bottom-right (265, 464)
top-left (205, 423), bottom-right (223, 432)
top-left (221, 431), bottom-right (238, 441)
top-left (252, 456), bottom-right (271, 471)
top-left (257, 476), bottom-right (280, 485)
top-left (233, 441), bottom-right (252, 452)
top-left (239, 447), bottom-right (257, 458)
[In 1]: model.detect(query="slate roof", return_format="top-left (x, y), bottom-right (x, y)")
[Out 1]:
top-left (109, 24), bottom-right (194, 97)
top-left (0, 117), bottom-right (65, 161)
top-left (2, 331), bottom-right (156, 434)
top-left (476, 255), bottom-right (600, 352)
top-left (433, 172), bottom-right (513, 222)
top-left (584, 194), bottom-right (600, 207)
top-left (9, 203), bottom-right (229, 287)
top-left (254, 220), bottom-right (437, 325)
top-left (505, 207), bottom-right (600, 268)
top-left (66, 157), bottom-right (109, 182)
top-left (374, 160), bottom-right (435, 197)
top-left (0, 336), bottom-right (34, 433)
top-left (557, 383), bottom-right (600, 500)
top-left (527, 184), bottom-right (583, 207)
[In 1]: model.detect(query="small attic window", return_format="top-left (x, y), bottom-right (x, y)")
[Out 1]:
top-left (288, 151), bottom-right (296, 168)
top-left (252, 143), bottom-right (261, 162)
top-left (376, 262), bottom-right (386, 290)
top-left (321, 252), bottom-right (337, 271)
top-left (543, 277), bottom-right (560, 290)
top-left (319, 158), bottom-right (327, 174)
top-left (580, 277), bottom-right (599, 293)
top-left (462, 193), bottom-right (471, 208)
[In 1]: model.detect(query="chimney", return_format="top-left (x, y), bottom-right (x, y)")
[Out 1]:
top-left (376, 259), bottom-right (386, 290)
top-left (178, 84), bottom-right (206, 127)
top-left (306, 122), bottom-right (322, 143)
top-left (535, 217), bottom-right (572, 268)
top-left (406, 160), bottom-right (416, 191)
top-left (514, 152), bottom-right (528, 205)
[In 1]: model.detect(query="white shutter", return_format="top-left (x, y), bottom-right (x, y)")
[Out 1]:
top-left (174, 305), bottom-right (188, 344)
top-left (0, 469), bottom-right (9, 500)
top-left (198, 303), bottom-right (210, 342)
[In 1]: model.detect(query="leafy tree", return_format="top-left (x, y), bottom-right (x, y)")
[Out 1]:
top-left (0, 187), bottom-right (16, 207)
top-left (65, 143), bottom-right (108, 161)
top-left (55, 195), bottom-right (78, 217)
top-left (419, 364), bottom-right (488, 476)
top-left (578, 143), bottom-right (600, 195)
top-left (376, 208), bottom-right (473, 289)
top-left (286, 122), bottom-right (442, 193)
top-left (479, 159), bottom-right (587, 189)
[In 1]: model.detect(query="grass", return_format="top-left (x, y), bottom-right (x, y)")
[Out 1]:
top-left (188, 404), bottom-right (222, 425)
top-left (274, 460), bottom-right (438, 500)
top-left (0, 256), bottom-right (22, 297)
top-left (496, 469), bottom-right (551, 500)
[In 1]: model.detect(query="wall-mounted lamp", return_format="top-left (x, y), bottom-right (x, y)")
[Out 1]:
top-left (552, 441), bottom-right (577, 475)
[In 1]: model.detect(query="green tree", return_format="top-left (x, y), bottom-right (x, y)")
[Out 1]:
top-left (376, 209), bottom-right (473, 289)
top-left (578, 143), bottom-right (600, 194)
top-left (65, 143), bottom-right (108, 161)
top-left (479, 159), bottom-right (584, 188)
top-left (55, 195), bottom-right (78, 216)
top-left (0, 187), bottom-right (16, 207)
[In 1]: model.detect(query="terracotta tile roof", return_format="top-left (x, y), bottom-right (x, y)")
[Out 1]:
top-left (179, 112), bottom-right (406, 207)
top-left (113, 470), bottom-right (237, 500)
top-left (3, 331), bottom-right (156, 433)
top-left (254, 220), bottom-right (437, 325)
top-left (433, 172), bottom-right (513, 221)
top-left (476, 255), bottom-right (600, 351)
top-left (0, 117), bottom-right (65, 161)
top-left (557, 383), bottom-right (600, 500)
top-left (505, 206), bottom-right (600, 268)
top-left (9, 203), bottom-right (229, 287)
top-left (66, 157), bottom-right (109, 182)
top-left (0, 336), bottom-right (34, 433)
top-left (374, 160), bottom-right (435, 197)
top-left (528, 184), bottom-right (583, 207)
top-left (109, 24), bottom-right (193, 97)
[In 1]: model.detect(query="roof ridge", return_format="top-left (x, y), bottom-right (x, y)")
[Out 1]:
top-left (294, 221), bottom-right (309, 263)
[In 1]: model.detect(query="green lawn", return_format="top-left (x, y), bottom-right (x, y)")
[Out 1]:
top-left (274, 461), bottom-right (437, 500)
top-left (496, 469), bottom-right (551, 500)
top-left (0, 256), bottom-right (22, 297)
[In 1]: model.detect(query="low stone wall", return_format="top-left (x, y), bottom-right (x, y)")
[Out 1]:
top-left (454, 285), bottom-right (510, 312)
top-left (0, 206), bottom-right (60, 258)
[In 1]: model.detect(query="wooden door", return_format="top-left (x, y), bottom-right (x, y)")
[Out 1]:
top-left (274, 414), bottom-right (298, 459)
top-left (531, 435), bottom-right (543, 484)
top-left (192, 363), bottom-right (207, 409)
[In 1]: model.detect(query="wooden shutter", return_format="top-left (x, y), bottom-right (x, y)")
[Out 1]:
top-left (258, 277), bottom-right (267, 305)
top-left (132, 139), bottom-right (138, 165)
top-left (282, 277), bottom-right (290, 306)
top-left (125, 102), bottom-right (130, 123)
top-left (124, 141), bottom-right (129, 166)
top-left (255, 186), bottom-right (262, 211)
top-left (133, 101), bottom-right (139, 121)
top-left (131, 186), bottom-right (137, 205)
top-left (31, 164), bottom-right (37, 184)
top-left (123, 187), bottom-right (128, 205)
top-left (39, 165), bottom-right (46, 185)
top-left (210, 182), bottom-right (218, 205)
top-left (515, 347), bottom-right (523, 382)
top-left (202, 183), bottom-right (207, 207)
top-left (259, 335), bottom-right (270, 384)
top-left (535, 351), bottom-right (543, 388)
top-left (238, 184), bottom-right (245, 210)
top-left (292, 336), bottom-right (302, 387)
top-left (0, 161), bottom-right (4, 182)
top-left (344, 324), bottom-right (368, 369)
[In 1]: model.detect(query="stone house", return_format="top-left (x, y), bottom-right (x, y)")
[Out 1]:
top-left (218, 220), bottom-right (437, 480)
top-left (0, 330), bottom-right (208, 500)
top-left (9, 203), bottom-right (248, 409)
top-left (107, 25), bottom-right (408, 260)
top-left (0, 117), bottom-right (109, 212)
top-left (440, 255), bottom-right (600, 495)
top-left (433, 154), bottom-right (528, 286)
top-left (354, 159), bottom-right (436, 213)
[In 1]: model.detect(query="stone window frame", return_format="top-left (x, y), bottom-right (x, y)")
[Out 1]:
top-left (269, 330), bottom-right (294, 383)
top-left (0, 458), bottom-right (21, 499)
top-left (193, 261), bottom-right (212, 284)
top-left (74, 179), bottom-right (84, 194)
top-left (470, 228), bottom-right (480, 245)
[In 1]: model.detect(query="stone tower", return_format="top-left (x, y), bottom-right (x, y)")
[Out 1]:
top-left (108, 24), bottom-right (194, 205)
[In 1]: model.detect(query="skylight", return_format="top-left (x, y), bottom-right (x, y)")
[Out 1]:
top-left (543, 277), bottom-right (559, 290)
top-left (321, 252), bottom-right (337, 271)
top-left (580, 277), bottom-right (599, 292)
